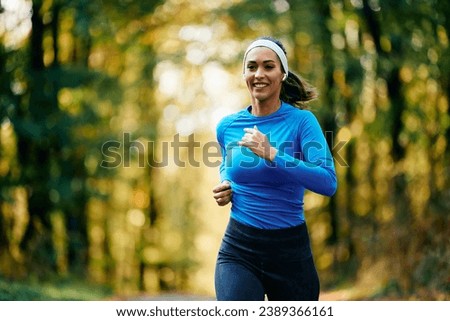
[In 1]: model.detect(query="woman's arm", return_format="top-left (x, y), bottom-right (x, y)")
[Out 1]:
top-left (239, 113), bottom-right (337, 196)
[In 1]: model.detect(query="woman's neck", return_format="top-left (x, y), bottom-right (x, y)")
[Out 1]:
top-left (250, 98), bottom-right (281, 116)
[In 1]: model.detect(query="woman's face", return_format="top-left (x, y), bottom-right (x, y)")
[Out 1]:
top-left (243, 47), bottom-right (284, 103)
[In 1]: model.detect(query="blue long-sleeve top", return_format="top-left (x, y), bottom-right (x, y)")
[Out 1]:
top-left (216, 101), bottom-right (337, 229)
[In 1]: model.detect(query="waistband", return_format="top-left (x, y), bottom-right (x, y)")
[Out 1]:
top-left (228, 217), bottom-right (308, 240)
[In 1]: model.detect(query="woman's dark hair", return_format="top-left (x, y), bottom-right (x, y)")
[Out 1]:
top-left (260, 36), bottom-right (318, 108)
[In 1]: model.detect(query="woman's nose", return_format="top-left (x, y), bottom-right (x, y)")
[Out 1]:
top-left (255, 67), bottom-right (264, 78)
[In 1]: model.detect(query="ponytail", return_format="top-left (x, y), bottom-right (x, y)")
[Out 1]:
top-left (280, 71), bottom-right (318, 109)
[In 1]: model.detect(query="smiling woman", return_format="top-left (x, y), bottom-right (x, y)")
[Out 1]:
top-left (212, 37), bottom-right (337, 301)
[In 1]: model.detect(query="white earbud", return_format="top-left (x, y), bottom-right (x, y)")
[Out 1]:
top-left (282, 73), bottom-right (287, 81)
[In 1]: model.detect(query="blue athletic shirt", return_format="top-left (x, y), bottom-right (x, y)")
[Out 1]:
top-left (216, 101), bottom-right (337, 229)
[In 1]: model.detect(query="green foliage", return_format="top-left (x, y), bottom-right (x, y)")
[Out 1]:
top-left (0, 277), bottom-right (112, 300)
top-left (0, 0), bottom-right (448, 300)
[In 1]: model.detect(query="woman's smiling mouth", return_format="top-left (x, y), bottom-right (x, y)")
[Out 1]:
top-left (254, 83), bottom-right (269, 88)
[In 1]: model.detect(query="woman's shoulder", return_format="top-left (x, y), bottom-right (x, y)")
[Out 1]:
top-left (216, 108), bottom-right (248, 132)
top-left (281, 102), bottom-right (316, 121)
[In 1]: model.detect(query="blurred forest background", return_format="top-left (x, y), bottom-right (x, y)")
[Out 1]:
top-left (0, 0), bottom-right (449, 300)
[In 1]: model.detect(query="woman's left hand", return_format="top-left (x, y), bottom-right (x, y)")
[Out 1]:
top-left (239, 125), bottom-right (278, 161)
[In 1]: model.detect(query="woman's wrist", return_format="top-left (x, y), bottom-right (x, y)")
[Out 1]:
top-left (268, 147), bottom-right (278, 162)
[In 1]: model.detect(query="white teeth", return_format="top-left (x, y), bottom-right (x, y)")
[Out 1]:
top-left (254, 84), bottom-right (267, 88)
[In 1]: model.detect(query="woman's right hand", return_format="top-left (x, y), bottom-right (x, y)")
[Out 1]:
top-left (212, 181), bottom-right (232, 206)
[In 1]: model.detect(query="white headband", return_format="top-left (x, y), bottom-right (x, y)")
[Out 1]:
top-left (243, 39), bottom-right (289, 75)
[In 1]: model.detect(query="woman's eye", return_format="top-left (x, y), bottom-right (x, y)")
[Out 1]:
top-left (247, 65), bottom-right (256, 70)
top-left (265, 65), bottom-right (274, 70)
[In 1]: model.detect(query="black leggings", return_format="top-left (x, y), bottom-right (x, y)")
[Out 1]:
top-left (215, 218), bottom-right (320, 301)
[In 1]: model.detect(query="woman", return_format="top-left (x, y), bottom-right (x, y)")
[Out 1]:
top-left (212, 37), bottom-right (337, 301)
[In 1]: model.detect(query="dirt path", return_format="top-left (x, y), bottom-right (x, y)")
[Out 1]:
top-left (112, 290), bottom-right (354, 301)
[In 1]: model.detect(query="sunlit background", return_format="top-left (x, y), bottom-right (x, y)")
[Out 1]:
top-left (0, 0), bottom-right (449, 300)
